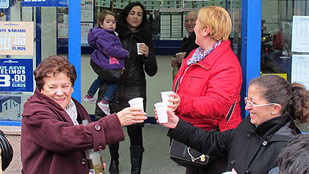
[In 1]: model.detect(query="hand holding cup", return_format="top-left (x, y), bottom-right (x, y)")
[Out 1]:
top-left (160, 91), bottom-right (180, 111)
top-left (116, 107), bottom-right (147, 126)
top-left (137, 43), bottom-right (149, 57)
top-left (155, 109), bottom-right (179, 129)
top-left (175, 52), bottom-right (186, 64)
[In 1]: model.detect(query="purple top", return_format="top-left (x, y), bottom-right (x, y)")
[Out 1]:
top-left (88, 27), bottom-right (129, 69)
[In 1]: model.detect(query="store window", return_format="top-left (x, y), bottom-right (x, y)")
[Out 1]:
top-left (262, 0), bottom-right (309, 132)
top-left (0, 0), bottom-right (242, 123)
top-left (0, 0), bottom-right (62, 123)
top-left (57, 0), bottom-right (241, 57)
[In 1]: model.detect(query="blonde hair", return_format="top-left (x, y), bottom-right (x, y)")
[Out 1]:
top-left (197, 6), bottom-right (232, 41)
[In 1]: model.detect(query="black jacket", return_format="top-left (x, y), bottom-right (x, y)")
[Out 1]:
top-left (95, 26), bottom-right (157, 120)
top-left (180, 32), bottom-right (199, 58)
top-left (168, 114), bottom-right (300, 174)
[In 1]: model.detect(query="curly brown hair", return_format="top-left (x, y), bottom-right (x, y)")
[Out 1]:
top-left (34, 55), bottom-right (77, 91)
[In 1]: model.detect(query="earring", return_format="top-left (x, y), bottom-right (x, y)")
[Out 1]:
top-left (271, 112), bottom-right (275, 115)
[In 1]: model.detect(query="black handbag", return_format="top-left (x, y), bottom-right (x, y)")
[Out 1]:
top-left (90, 59), bottom-right (123, 82)
top-left (170, 139), bottom-right (209, 168)
top-left (169, 101), bottom-right (236, 168)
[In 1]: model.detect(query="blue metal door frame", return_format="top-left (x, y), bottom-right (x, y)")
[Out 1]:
top-left (66, 0), bottom-right (263, 116)
top-left (240, 0), bottom-right (261, 118)
top-left (69, 0), bottom-right (81, 102)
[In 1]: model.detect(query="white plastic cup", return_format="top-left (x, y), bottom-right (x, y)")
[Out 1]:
top-left (128, 97), bottom-right (144, 111)
top-left (154, 102), bottom-right (168, 123)
top-left (161, 91), bottom-right (174, 105)
top-left (137, 43), bottom-right (143, 55)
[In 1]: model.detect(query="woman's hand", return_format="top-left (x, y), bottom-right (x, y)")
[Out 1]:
top-left (155, 109), bottom-right (179, 129)
top-left (117, 107), bottom-right (147, 126)
top-left (171, 58), bottom-right (179, 69)
top-left (168, 92), bottom-right (180, 111)
top-left (139, 43), bottom-right (149, 57)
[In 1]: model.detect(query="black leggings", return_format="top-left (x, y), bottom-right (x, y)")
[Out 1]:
top-left (127, 126), bottom-right (143, 147)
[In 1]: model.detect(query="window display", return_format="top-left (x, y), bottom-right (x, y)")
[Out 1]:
top-left (262, 0), bottom-right (309, 132)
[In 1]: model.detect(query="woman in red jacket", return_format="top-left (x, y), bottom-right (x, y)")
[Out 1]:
top-left (21, 56), bottom-right (147, 174)
top-left (172, 6), bottom-right (243, 174)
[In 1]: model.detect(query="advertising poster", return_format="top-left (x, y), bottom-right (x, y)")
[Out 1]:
top-left (58, 23), bottom-right (68, 39)
top-left (0, 21), bottom-right (34, 56)
top-left (81, 0), bottom-right (93, 22)
top-left (0, 59), bottom-right (33, 92)
top-left (0, 95), bottom-right (21, 120)
top-left (81, 23), bottom-right (93, 44)
top-left (292, 55), bottom-right (309, 89)
top-left (22, 0), bottom-right (68, 7)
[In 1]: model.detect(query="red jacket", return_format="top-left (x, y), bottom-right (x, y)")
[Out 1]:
top-left (21, 89), bottom-right (125, 174)
top-left (173, 40), bottom-right (242, 131)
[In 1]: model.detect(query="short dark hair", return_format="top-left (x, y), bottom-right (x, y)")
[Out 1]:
top-left (250, 75), bottom-right (309, 123)
top-left (277, 134), bottom-right (309, 174)
top-left (34, 55), bottom-right (77, 90)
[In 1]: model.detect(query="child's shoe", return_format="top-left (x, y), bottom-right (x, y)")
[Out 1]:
top-left (83, 94), bottom-right (96, 104)
top-left (98, 100), bottom-right (110, 115)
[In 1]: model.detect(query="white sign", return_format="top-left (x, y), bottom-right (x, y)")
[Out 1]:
top-left (292, 16), bottom-right (309, 53)
top-left (0, 21), bottom-right (34, 56)
top-left (81, 0), bottom-right (93, 22)
top-left (292, 54), bottom-right (309, 89)
top-left (81, 23), bottom-right (93, 44)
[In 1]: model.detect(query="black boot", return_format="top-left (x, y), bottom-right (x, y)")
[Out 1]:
top-left (109, 143), bottom-right (119, 174)
top-left (130, 146), bottom-right (144, 174)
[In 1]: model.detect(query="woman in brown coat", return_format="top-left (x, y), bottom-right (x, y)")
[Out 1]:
top-left (21, 56), bottom-right (147, 174)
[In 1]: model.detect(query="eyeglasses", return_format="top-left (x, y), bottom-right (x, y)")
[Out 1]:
top-left (244, 97), bottom-right (278, 107)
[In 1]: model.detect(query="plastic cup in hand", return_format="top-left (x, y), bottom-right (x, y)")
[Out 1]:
top-left (161, 91), bottom-right (173, 105)
top-left (154, 102), bottom-right (168, 123)
top-left (128, 97), bottom-right (144, 111)
top-left (136, 43), bottom-right (144, 55)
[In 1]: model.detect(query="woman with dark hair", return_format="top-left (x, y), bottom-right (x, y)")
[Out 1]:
top-left (157, 75), bottom-right (309, 174)
top-left (21, 56), bottom-right (147, 174)
top-left (95, 2), bottom-right (157, 174)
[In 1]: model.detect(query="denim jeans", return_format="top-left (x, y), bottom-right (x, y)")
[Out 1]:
top-left (87, 76), bottom-right (104, 97)
top-left (104, 81), bottom-right (118, 101)
top-left (87, 76), bottom-right (118, 101)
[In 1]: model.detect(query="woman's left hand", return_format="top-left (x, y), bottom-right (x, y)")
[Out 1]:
top-left (155, 109), bottom-right (179, 129)
top-left (139, 43), bottom-right (149, 57)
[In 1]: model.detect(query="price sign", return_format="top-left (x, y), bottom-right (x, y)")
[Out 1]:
top-left (0, 21), bottom-right (34, 56)
top-left (0, 59), bottom-right (33, 92)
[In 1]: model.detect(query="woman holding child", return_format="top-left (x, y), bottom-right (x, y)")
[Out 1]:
top-left (96, 2), bottom-right (157, 174)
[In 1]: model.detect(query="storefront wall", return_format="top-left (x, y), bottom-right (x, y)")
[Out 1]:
top-left (0, 0), bottom-right (308, 172)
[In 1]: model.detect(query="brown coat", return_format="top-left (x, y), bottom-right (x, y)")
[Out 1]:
top-left (21, 89), bottom-right (125, 174)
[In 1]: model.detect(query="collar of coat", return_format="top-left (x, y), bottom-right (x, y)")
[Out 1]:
top-left (185, 40), bottom-right (232, 69)
top-left (246, 114), bottom-right (300, 142)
